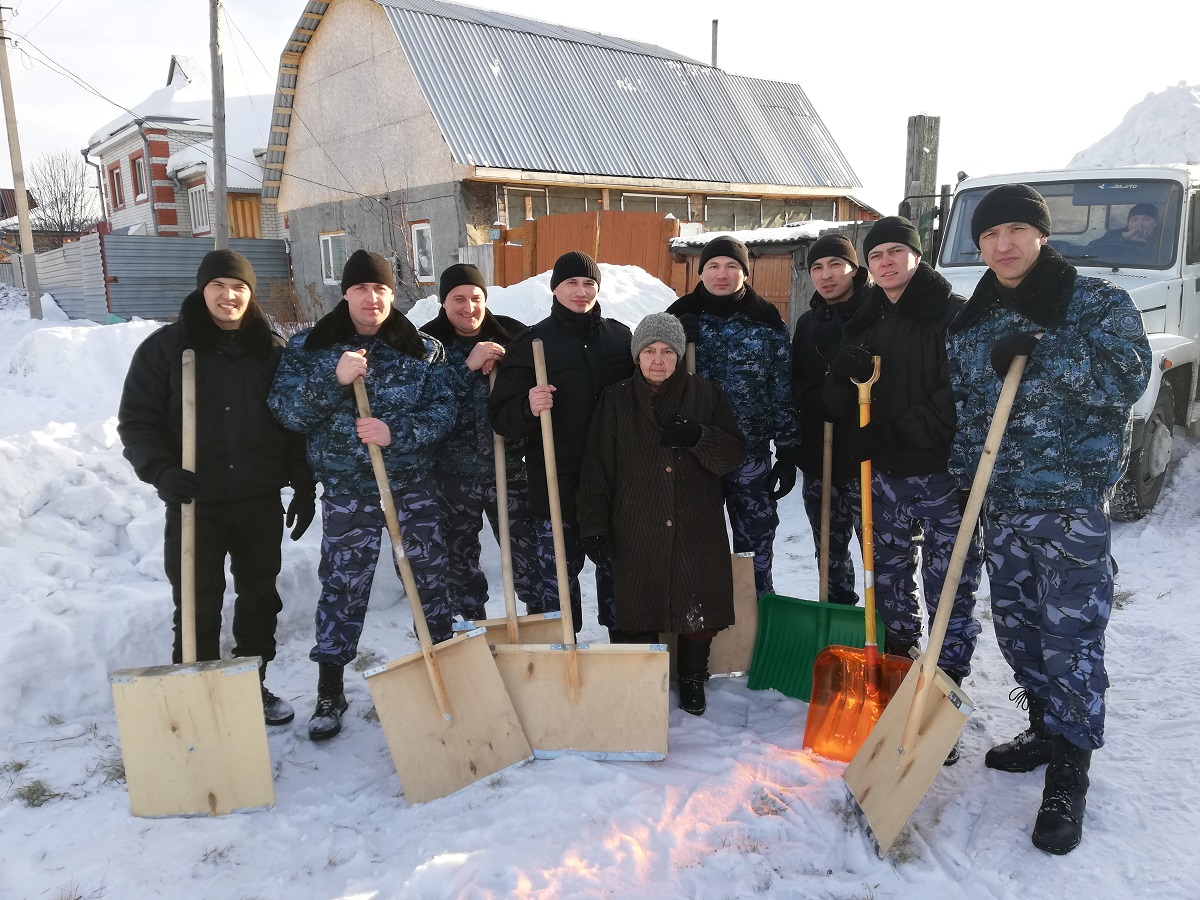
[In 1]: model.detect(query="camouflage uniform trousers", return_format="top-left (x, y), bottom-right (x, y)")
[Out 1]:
top-left (433, 471), bottom-right (542, 620)
top-left (983, 505), bottom-right (1112, 750)
top-left (723, 454), bottom-right (779, 596)
top-left (532, 517), bottom-right (616, 632)
top-left (872, 470), bottom-right (983, 680)
top-left (801, 474), bottom-right (861, 605)
top-left (311, 481), bottom-right (453, 667)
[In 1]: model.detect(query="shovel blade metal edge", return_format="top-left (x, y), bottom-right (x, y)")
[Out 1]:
top-left (493, 643), bottom-right (669, 759)
top-left (365, 631), bottom-right (533, 805)
top-left (843, 659), bottom-right (974, 856)
top-left (802, 645), bottom-right (914, 763)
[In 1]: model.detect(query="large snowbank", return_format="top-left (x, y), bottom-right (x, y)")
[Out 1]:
top-left (1070, 82), bottom-right (1200, 167)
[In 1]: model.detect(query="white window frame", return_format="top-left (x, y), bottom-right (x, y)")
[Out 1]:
top-left (108, 166), bottom-right (124, 211)
top-left (133, 157), bottom-right (147, 201)
top-left (188, 184), bottom-right (210, 235)
top-left (411, 222), bottom-right (434, 283)
top-left (619, 192), bottom-right (692, 219)
top-left (320, 231), bottom-right (348, 285)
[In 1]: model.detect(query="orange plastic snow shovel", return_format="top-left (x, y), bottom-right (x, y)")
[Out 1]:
top-left (491, 339), bottom-right (669, 759)
top-left (803, 356), bottom-right (913, 763)
top-left (111, 349), bottom-right (274, 817)
top-left (354, 378), bottom-right (532, 804)
top-left (458, 369), bottom-right (563, 645)
top-left (845, 351), bottom-right (1031, 855)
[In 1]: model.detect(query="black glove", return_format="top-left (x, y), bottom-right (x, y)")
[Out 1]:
top-left (286, 486), bottom-right (317, 541)
top-left (677, 313), bottom-right (701, 345)
top-left (580, 534), bottom-right (610, 565)
top-left (661, 416), bottom-right (702, 448)
top-left (814, 321), bottom-right (843, 360)
top-left (831, 345), bottom-right (875, 382)
top-left (990, 332), bottom-right (1039, 378)
top-left (155, 468), bottom-right (205, 504)
top-left (844, 420), bottom-right (895, 463)
top-left (769, 458), bottom-right (797, 501)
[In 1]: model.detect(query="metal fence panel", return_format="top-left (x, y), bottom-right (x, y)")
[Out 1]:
top-left (0, 262), bottom-right (15, 286)
top-left (35, 243), bottom-right (85, 317)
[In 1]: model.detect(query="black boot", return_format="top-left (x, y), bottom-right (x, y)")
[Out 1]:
top-left (259, 662), bottom-right (295, 726)
top-left (943, 674), bottom-right (965, 767)
top-left (308, 662), bottom-right (348, 741)
top-left (986, 688), bottom-right (1054, 772)
top-left (1032, 735), bottom-right (1092, 855)
top-left (676, 636), bottom-right (712, 716)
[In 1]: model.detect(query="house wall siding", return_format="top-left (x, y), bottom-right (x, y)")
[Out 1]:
top-left (277, 0), bottom-right (457, 214)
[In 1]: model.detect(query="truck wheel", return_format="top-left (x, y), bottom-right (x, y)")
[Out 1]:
top-left (1111, 384), bottom-right (1174, 521)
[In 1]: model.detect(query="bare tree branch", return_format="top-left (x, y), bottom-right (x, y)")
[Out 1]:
top-left (26, 150), bottom-right (100, 248)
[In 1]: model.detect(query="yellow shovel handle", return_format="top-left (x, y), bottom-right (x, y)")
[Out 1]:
top-left (851, 356), bottom-right (882, 655)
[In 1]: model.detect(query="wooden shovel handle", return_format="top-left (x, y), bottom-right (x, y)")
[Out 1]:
top-left (818, 421), bottom-right (832, 603)
top-left (352, 377), bottom-right (453, 723)
top-left (900, 352), bottom-right (1029, 754)
top-left (685, 342), bottom-right (696, 375)
top-left (532, 339), bottom-right (581, 695)
top-left (489, 369), bottom-right (520, 644)
top-left (852, 357), bottom-right (882, 661)
top-left (180, 349), bottom-right (197, 665)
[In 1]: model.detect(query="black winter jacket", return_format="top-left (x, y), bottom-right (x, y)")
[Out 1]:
top-left (824, 263), bottom-right (963, 478)
top-left (489, 300), bottom-right (634, 519)
top-left (791, 269), bottom-right (870, 481)
top-left (118, 291), bottom-right (311, 501)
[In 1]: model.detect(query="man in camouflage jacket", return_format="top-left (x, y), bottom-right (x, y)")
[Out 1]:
top-left (947, 184), bottom-right (1151, 854)
top-left (667, 237), bottom-right (800, 596)
top-left (269, 250), bottom-right (457, 740)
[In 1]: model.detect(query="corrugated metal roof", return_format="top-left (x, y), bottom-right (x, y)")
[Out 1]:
top-left (380, 0), bottom-right (859, 189)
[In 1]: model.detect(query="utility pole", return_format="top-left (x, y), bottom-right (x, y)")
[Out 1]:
top-left (902, 115), bottom-right (940, 253)
top-left (0, 6), bottom-right (41, 318)
top-left (711, 20), bottom-right (718, 68)
top-left (209, 0), bottom-right (229, 249)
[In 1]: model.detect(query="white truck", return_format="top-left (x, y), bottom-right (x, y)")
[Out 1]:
top-left (935, 164), bottom-right (1200, 520)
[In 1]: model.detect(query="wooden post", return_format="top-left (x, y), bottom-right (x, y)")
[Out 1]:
top-left (0, 8), bottom-right (41, 318)
top-left (903, 115), bottom-right (940, 252)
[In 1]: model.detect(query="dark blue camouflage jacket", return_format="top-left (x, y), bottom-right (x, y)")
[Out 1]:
top-left (268, 301), bottom-right (457, 496)
top-left (419, 307), bottom-right (527, 482)
top-left (947, 247), bottom-right (1151, 511)
top-left (667, 284), bottom-right (799, 458)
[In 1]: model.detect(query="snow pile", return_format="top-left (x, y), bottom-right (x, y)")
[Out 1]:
top-left (1, 265), bottom-right (1198, 897)
top-left (406, 262), bottom-right (679, 329)
top-left (1070, 82), bottom-right (1200, 167)
top-left (669, 220), bottom-right (853, 250)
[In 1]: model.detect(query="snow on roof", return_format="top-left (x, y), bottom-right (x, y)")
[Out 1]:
top-left (668, 220), bottom-right (860, 251)
top-left (1069, 82), bottom-right (1200, 168)
top-left (87, 54), bottom-right (271, 192)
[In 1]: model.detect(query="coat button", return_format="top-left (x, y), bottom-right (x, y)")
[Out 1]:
top-left (225, 406), bottom-right (230, 411)
top-left (665, 466), bottom-right (672, 473)
top-left (666, 519), bottom-right (673, 527)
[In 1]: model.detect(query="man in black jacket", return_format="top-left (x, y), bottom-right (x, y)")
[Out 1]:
top-left (490, 252), bottom-right (633, 636)
top-left (791, 234), bottom-right (871, 605)
top-left (118, 250), bottom-right (315, 726)
top-left (824, 218), bottom-right (983, 763)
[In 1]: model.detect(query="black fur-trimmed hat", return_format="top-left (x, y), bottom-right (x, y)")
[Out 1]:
top-left (439, 263), bottom-right (488, 304)
top-left (863, 216), bottom-right (922, 258)
top-left (196, 249), bottom-right (256, 294)
top-left (550, 251), bottom-right (602, 290)
top-left (970, 184), bottom-right (1052, 247)
top-left (699, 236), bottom-right (751, 273)
top-left (341, 249), bottom-right (396, 294)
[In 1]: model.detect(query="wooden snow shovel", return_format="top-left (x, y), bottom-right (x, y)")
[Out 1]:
top-left (491, 339), bottom-right (670, 759)
top-left (803, 357), bottom-right (913, 763)
top-left (354, 378), bottom-right (532, 804)
top-left (110, 349), bottom-right (274, 817)
top-left (456, 369), bottom-right (563, 646)
top-left (664, 342), bottom-right (757, 677)
top-left (844, 352), bottom-right (1030, 855)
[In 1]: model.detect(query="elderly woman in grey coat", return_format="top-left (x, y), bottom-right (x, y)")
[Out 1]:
top-left (577, 313), bottom-right (745, 715)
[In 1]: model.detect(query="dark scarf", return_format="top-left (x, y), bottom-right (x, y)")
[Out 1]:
top-left (949, 245), bottom-right (1077, 334)
top-left (633, 364), bottom-right (687, 427)
top-left (420, 306), bottom-right (521, 348)
top-left (178, 289), bottom-right (279, 357)
top-left (845, 262), bottom-right (958, 336)
top-left (671, 283), bottom-right (786, 331)
top-left (304, 300), bottom-right (426, 357)
top-left (808, 267), bottom-right (870, 322)
top-left (550, 298), bottom-right (604, 336)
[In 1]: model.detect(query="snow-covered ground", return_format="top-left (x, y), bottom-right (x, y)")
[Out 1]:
top-left (1, 272), bottom-right (1198, 900)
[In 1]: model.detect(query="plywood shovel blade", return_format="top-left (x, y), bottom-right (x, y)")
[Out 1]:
top-left (842, 659), bottom-right (973, 855)
top-left (365, 629), bottom-right (532, 804)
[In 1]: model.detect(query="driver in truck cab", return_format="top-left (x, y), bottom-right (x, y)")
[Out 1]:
top-left (945, 183), bottom-right (1151, 857)
top-left (1086, 202), bottom-right (1161, 262)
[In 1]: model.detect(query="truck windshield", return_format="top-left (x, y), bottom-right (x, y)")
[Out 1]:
top-left (939, 179), bottom-right (1182, 270)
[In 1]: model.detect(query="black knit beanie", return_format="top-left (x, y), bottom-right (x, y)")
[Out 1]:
top-left (699, 236), bottom-right (751, 273)
top-left (196, 249), bottom-right (256, 294)
top-left (1129, 202), bottom-right (1159, 222)
top-left (550, 251), bottom-right (602, 290)
top-left (970, 184), bottom-right (1052, 247)
top-left (439, 263), bottom-right (488, 304)
top-left (341, 249), bottom-right (396, 294)
top-left (807, 234), bottom-right (859, 271)
top-left (863, 216), bottom-right (922, 258)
